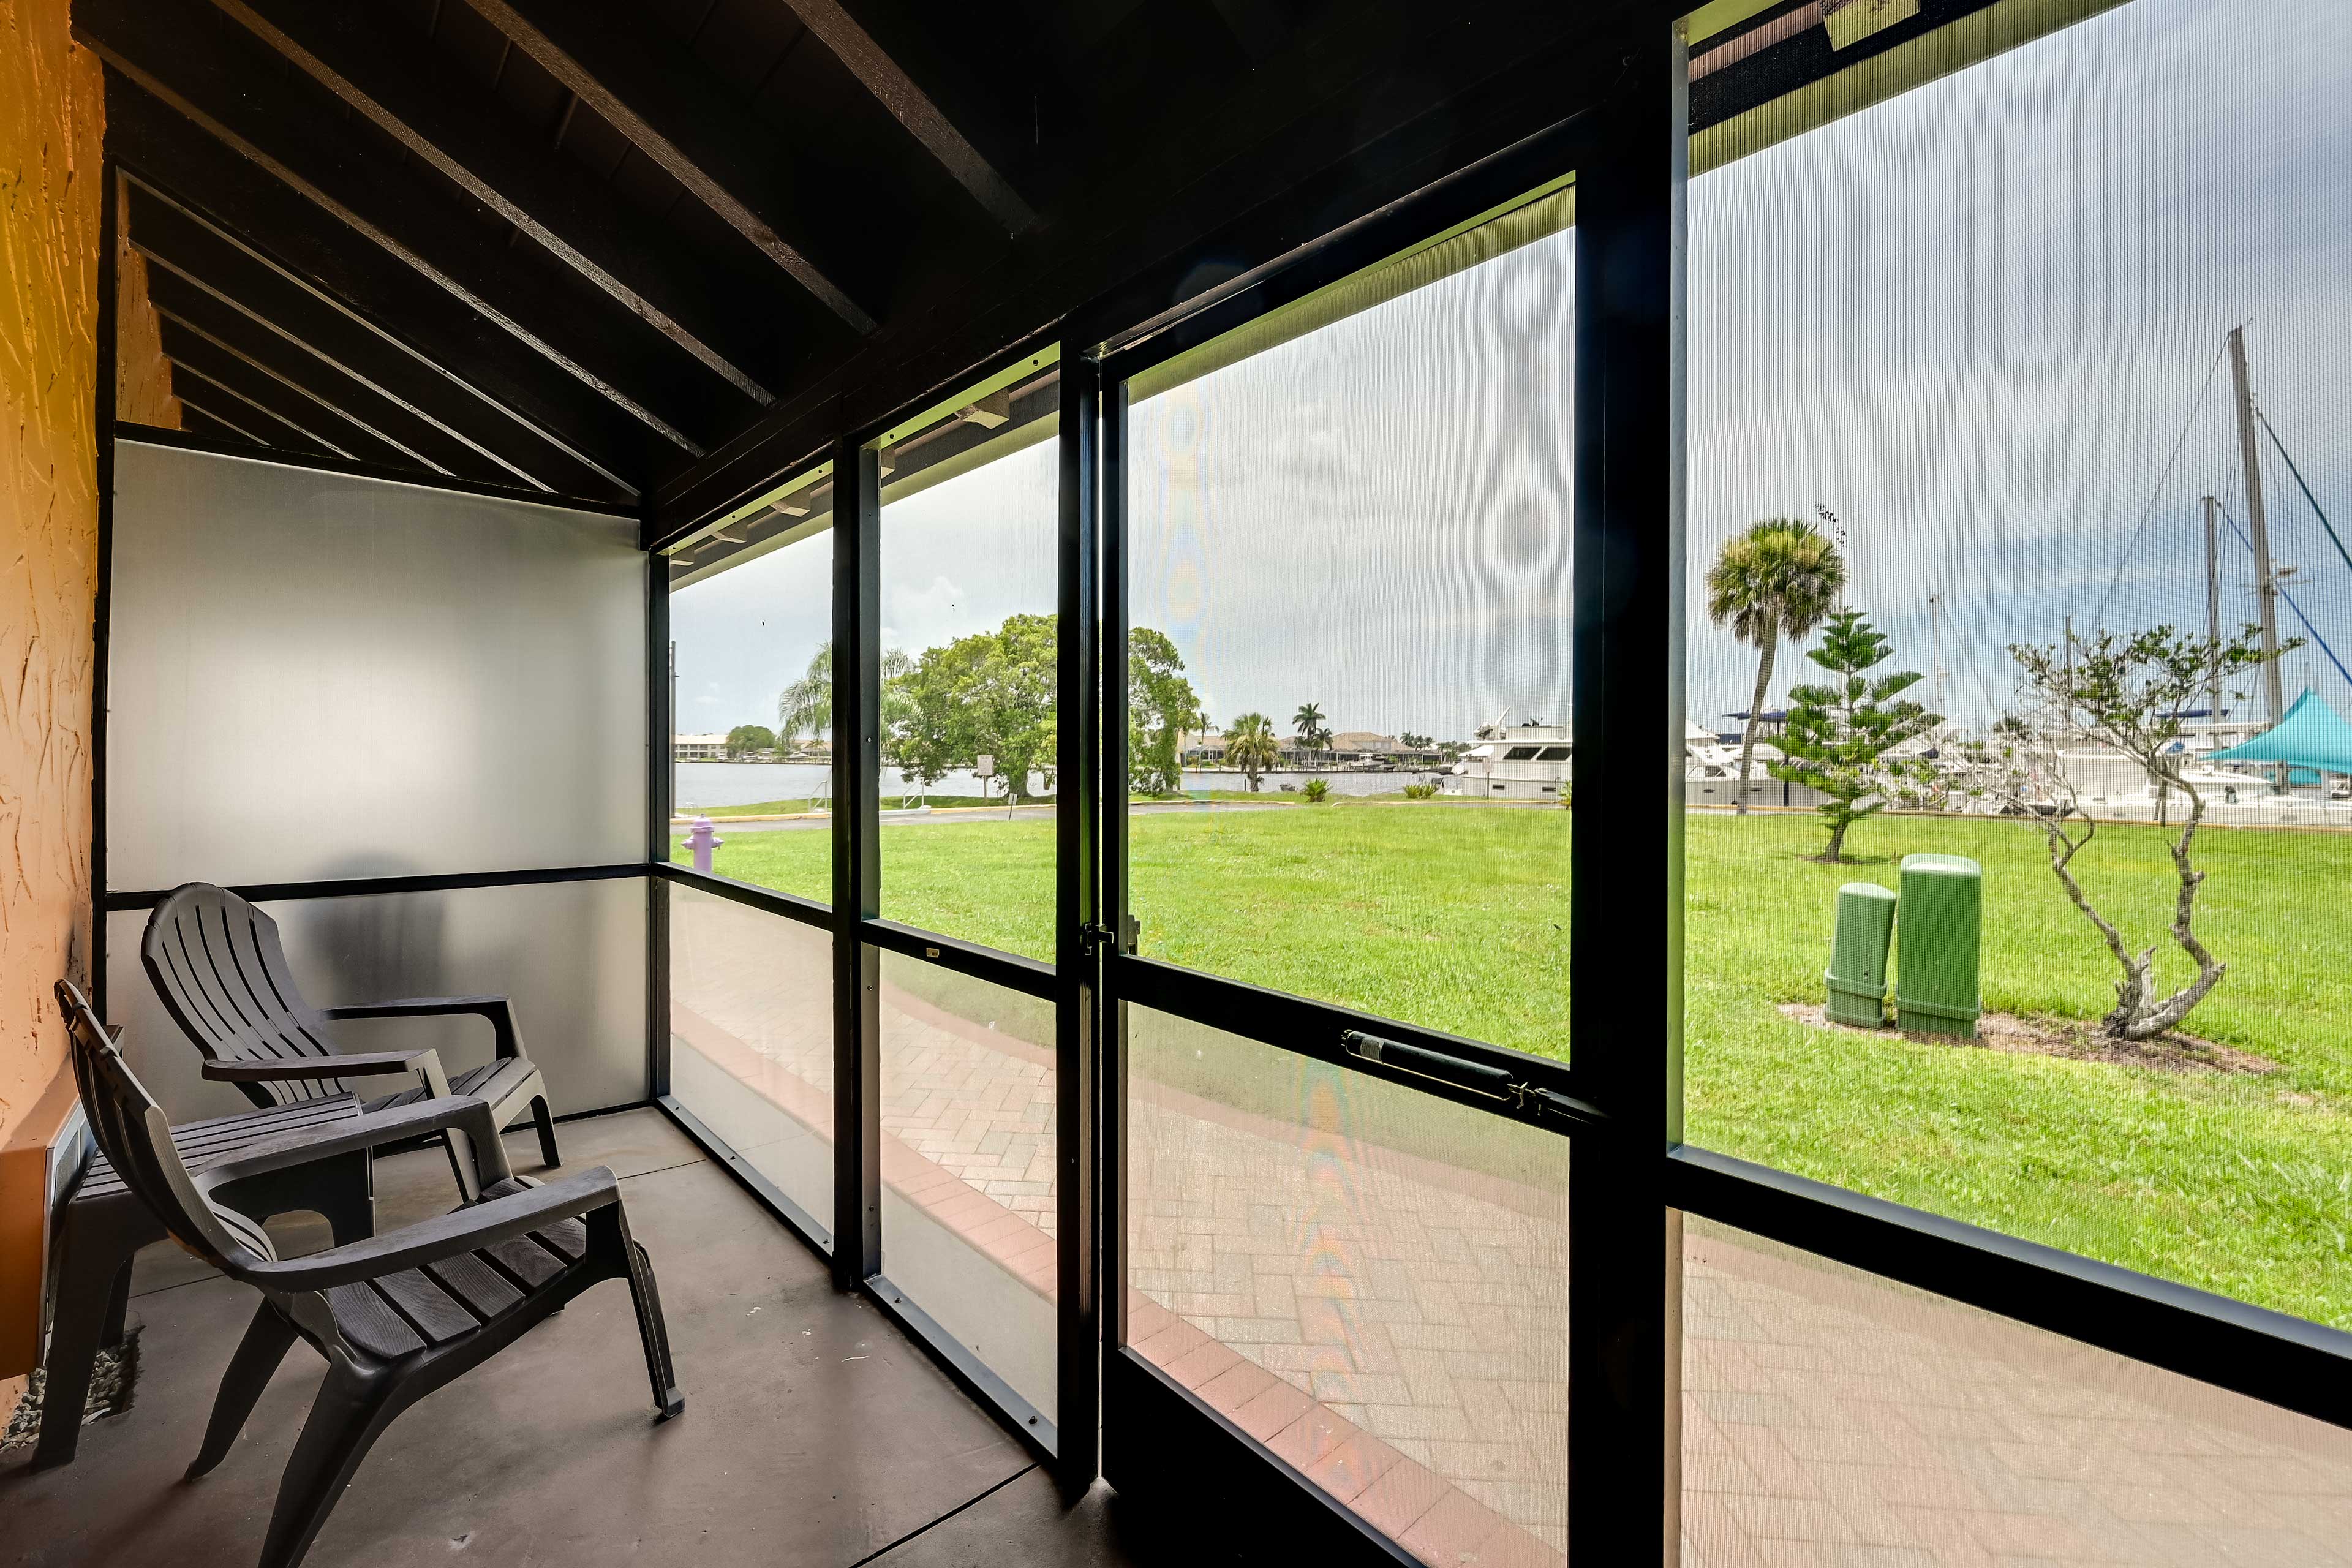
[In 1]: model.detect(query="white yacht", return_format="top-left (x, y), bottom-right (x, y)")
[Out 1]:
top-left (2057, 746), bottom-right (2352, 827)
top-left (1683, 720), bottom-right (1825, 809)
top-left (1442, 717), bottom-right (1826, 807)
top-left (1446, 722), bottom-right (1571, 800)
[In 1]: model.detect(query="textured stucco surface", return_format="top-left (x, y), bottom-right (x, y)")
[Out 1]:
top-left (114, 222), bottom-right (179, 429)
top-left (0, 0), bottom-right (100, 1174)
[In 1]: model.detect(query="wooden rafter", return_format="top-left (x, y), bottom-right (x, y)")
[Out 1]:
top-left (206, 0), bottom-right (781, 407)
top-left (465, 0), bottom-right (882, 336)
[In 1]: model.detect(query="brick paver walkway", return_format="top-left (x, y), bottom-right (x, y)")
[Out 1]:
top-left (1122, 1063), bottom-right (1569, 1561)
top-left (668, 889), bottom-right (2352, 1567)
top-left (1682, 1226), bottom-right (2352, 1567)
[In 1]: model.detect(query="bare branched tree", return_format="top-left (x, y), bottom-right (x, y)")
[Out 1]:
top-left (1992, 624), bottom-right (2292, 1039)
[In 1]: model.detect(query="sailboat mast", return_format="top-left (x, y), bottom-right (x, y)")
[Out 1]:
top-left (1928, 594), bottom-right (1944, 715)
top-left (2228, 325), bottom-right (2286, 726)
top-left (2203, 494), bottom-right (2222, 722)
top-left (2062, 614), bottom-right (2075, 732)
top-left (2201, 493), bottom-right (2220, 719)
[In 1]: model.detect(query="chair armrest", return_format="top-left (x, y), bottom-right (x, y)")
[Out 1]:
top-left (205, 1049), bottom-right (440, 1082)
top-left (319, 995), bottom-right (524, 1060)
top-left (250, 1167), bottom-right (619, 1291)
top-left (197, 1096), bottom-right (514, 1198)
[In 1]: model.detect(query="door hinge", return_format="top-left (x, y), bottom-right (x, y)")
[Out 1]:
top-left (1081, 914), bottom-right (1139, 952)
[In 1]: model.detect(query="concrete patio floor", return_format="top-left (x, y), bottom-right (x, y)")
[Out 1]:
top-left (0, 1109), bottom-right (1168, 1568)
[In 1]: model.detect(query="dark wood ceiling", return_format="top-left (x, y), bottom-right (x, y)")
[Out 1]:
top-left (80, 0), bottom-right (1989, 526)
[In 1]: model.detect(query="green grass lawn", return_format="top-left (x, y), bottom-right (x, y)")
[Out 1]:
top-left (683, 802), bottom-right (2352, 1327)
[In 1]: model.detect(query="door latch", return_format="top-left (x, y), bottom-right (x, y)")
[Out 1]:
top-left (1340, 1028), bottom-right (1605, 1128)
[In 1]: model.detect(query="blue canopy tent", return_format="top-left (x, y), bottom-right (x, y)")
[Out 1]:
top-left (2206, 690), bottom-right (2352, 778)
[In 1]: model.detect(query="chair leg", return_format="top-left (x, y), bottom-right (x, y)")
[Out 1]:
top-left (437, 1130), bottom-right (482, 1206)
top-left (599, 1208), bottom-right (681, 1419)
top-left (530, 1094), bottom-right (560, 1169)
top-left (626, 1241), bottom-right (685, 1420)
top-left (258, 1359), bottom-right (402, 1568)
top-left (312, 1151), bottom-right (377, 1245)
top-left (186, 1301), bottom-right (300, 1479)
top-left (98, 1256), bottom-right (135, 1348)
top-left (28, 1242), bottom-right (134, 1472)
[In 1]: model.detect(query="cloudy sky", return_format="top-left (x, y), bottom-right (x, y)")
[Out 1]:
top-left (674, 0), bottom-right (2352, 743)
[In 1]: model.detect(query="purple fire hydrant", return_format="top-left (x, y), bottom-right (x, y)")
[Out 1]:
top-left (685, 815), bottom-right (723, 873)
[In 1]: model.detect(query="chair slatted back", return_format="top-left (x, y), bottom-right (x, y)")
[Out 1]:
top-left (55, 981), bottom-right (279, 1274)
top-left (142, 883), bottom-right (350, 1106)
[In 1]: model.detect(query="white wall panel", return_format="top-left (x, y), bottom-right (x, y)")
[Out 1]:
top-left (107, 876), bottom-right (649, 1122)
top-left (108, 440), bottom-right (645, 889)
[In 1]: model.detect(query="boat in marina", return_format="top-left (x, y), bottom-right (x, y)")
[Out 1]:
top-left (1442, 714), bottom-right (1827, 807)
top-left (1910, 326), bottom-right (2352, 829)
top-left (2056, 697), bottom-right (2352, 826)
top-left (1445, 719), bottom-right (1572, 800)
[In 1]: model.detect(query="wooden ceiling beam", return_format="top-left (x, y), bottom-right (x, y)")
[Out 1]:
top-left (127, 187), bottom-right (574, 492)
top-left (174, 397), bottom-right (269, 447)
top-left (162, 353), bottom-right (349, 461)
top-left (158, 312), bottom-right (432, 471)
top-left (77, 0), bottom-right (729, 458)
top-left (104, 80), bottom-right (654, 497)
top-left (774, 0), bottom-right (1036, 236)
top-left (466, 0), bottom-right (882, 335)
top-left (116, 166), bottom-right (640, 499)
top-left (141, 263), bottom-right (519, 485)
top-left (206, 0), bottom-right (783, 407)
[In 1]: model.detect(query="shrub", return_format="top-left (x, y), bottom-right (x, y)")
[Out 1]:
top-left (1302, 778), bottom-right (1331, 803)
top-left (1402, 782), bottom-right (1439, 801)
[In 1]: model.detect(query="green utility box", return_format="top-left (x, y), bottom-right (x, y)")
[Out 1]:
top-left (1895, 853), bottom-right (1983, 1038)
top-left (1824, 883), bottom-right (1898, 1027)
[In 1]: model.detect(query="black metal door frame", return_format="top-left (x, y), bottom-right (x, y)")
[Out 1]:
top-left (1084, 73), bottom-right (1644, 1551)
top-left (652, 13), bottom-right (2352, 1559)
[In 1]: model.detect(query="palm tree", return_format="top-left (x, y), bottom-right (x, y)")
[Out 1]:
top-left (777, 643), bottom-right (834, 753)
top-left (777, 641), bottom-right (913, 755)
top-left (1706, 518), bottom-right (1847, 815)
top-left (1224, 712), bottom-right (1280, 792)
top-left (1292, 703), bottom-right (1327, 766)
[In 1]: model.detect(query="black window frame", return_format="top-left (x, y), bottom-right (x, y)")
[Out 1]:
top-left (637, 10), bottom-right (2352, 1563)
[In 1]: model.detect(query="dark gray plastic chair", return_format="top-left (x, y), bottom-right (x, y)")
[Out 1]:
top-left (32, 1084), bottom-right (372, 1472)
top-left (56, 980), bottom-right (682, 1568)
top-left (141, 881), bottom-right (560, 1193)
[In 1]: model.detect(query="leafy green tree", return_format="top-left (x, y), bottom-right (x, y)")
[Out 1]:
top-left (1129, 628), bottom-right (1204, 796)
top-left (724, 723), bottom-right (778, 759)
top-left (1224, 712), bottom-right (1280, 792)
top-left (1768, 610), bottom-right (1940, 862)
top-left (896, 614), bottom-right (1058, 802)
top-left (1996, 624), bottom-right (2293, 1039)
top-left (1706, 518), bottom-right (1848, 815)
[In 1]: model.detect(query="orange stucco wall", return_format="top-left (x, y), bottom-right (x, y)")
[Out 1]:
top-left (1, 0), bottom-right (105, 1401)
top-left (115, 222), bottom-right (182, 429)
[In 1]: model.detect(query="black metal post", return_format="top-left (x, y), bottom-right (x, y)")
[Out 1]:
top-left (832, 437), bottom-right (883, 1288)
top-left (92, 162), bottom-right (121, 1015)
top-left (646, 546), bottom-right (672, 1099)
top-left (1569, 20), bottom-right (1684, 1566)
top-left (1099, 374), bottom-right (1131, 1366)
top-left (1055, 350), bottom-right (1102, 1494)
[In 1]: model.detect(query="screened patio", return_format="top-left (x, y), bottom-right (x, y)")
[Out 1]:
top-left (7, 2), bottom-right (2352, 1566)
